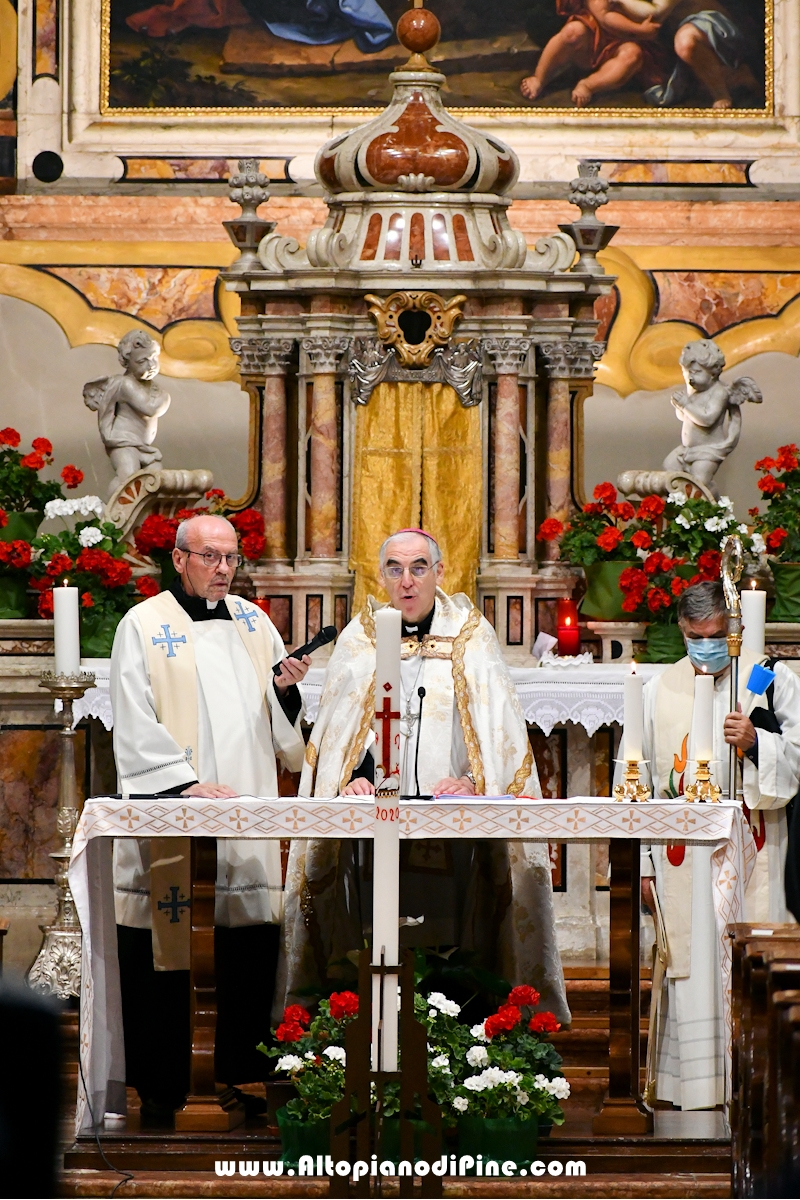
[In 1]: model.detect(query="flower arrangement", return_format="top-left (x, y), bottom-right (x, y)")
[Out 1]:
top-left (536, 483), bottom-right (657, 567)
top-left (258, 993), bottom-right (359, 1124)
top-left (132, 492), bottom-right (267, 586)
top-left (0, 427), bottom-right (83, 515)
top-left (750, 444), bottom-right (800, 561)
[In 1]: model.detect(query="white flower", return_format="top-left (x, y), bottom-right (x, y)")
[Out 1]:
top-left (304, 1051), bottom-right (316, 1061)
top-left (323, 1046), bottom-right (346, 1064)
top-left (464, 1068), bottom-right (521, 1092)
top-left (675, 513), bottom-right (693, 529)
top-left (636, 547), bottom-right (649, 560)
top-left (752, 532), bottom-right (766, 555)
top-left (718, 495), bottom-right (734, 511)
top-left (737, 524), bottom-right (749, 535)
top-left (452, 1096), bottom-right (469, 1113)
top-left (704, 516), bottom-right (728, 532)
top-left (668, 491), bottom-right (687, 506)
top-left (466, 1045), bottom-right (489, 1068)
top-left (430, 1055), bottom-right (451, 1072)
top-left (515, 1090), bottom-right (529, 1106)
top-left (470, 1023), bottom-right (488, 1043)
top-left (44, 495), bottom-right (104, 521)
top-left (428, 1011), bottom-right (437, 1021)
top-left (276, 1054), bottom-right (304, 1073)
top-left (534, 1073), bottom-right (571, 1100)
top-left (426, 992), bottom-right (461, 1017)
top-left (78, 525), bottom-right (104, 548)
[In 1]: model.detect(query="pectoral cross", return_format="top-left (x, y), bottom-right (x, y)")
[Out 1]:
top-left (375, 693), bottom-right (401, 778)
top-left (157, 886), bottom-right (191, 924)
top-left (152, 624), bottom-right (187, 658)
top-left (233, 601), bottom-right (259, 633)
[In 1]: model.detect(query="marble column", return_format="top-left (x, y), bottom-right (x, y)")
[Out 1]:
top-left (539, 341), bottom-right (604, 562)
top-left (486, 339), bottom-right (531, 560)
top-left (261, 340), bottom-right (294, 561)
top-left (302, 337), bottom-right (349, 559)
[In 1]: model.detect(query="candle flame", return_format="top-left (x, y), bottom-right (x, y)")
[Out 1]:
top-left (631, 661), bottom-right (637, 675)
top-left (62, 578), bottom-right (69, 586)
top-left (564, 617), bottom-right (571, 626)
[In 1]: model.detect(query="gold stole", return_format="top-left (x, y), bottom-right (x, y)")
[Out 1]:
top-left (133, 590), bottom-right (280, 970)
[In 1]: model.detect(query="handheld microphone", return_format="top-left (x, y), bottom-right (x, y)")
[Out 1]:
top-left (273, 624), bottom-right (337, 675)
top-left (413, 686), bottom-right (427, 799)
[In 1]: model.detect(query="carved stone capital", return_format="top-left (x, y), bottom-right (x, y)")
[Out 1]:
top-left (484, 337), bottom-right (531, 373)
top-left (302, 336), bottom-right (350, 373)
top-left (538, 340), bottom-right (605, 380)
top-left (230, 336), bottom-right (293, 376)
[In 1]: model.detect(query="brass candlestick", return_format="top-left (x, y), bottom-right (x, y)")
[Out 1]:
top-left (28, 670), bottom-right (95, 999)
top-left (685, 759), bottom-right (722, 804)
top-left (613, 761), bottom-right (650, 802)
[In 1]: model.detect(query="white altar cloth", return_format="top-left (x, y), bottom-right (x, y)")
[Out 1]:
top-left (70, 796), bottom-right (754, 1134)
top-left (68, 660), bottom-right (668, 735)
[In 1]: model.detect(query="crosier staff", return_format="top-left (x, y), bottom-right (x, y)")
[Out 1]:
top-left (721, 535), bottom-right (743, 801)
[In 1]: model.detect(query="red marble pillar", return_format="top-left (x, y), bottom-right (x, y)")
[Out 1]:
top-left (261, 340), bottom-right (293, 561)
top-left (486, 339), bottom-right (530, 560)
top-left (303, 337), bottom-right (348, 559)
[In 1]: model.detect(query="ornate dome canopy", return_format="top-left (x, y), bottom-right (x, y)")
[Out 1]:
top-left (314, 5), bottom-right (518, 197)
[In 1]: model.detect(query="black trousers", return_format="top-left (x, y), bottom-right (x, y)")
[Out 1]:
top-left (117, 923), bottom-right (280, 1104)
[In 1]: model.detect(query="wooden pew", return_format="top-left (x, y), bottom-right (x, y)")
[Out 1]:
top-left (774, 1003), bottom-right (800, 1195)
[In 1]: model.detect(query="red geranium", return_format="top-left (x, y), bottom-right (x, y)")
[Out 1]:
top-left (484, 1004), bottom-right (522, 1039)
top-left (646, 587), bottom-right (671, 613)
top-left (0, 509), bottom-right (7, 529)
top-left (643, 551), bottom-right (672, 577)
top-left (758, 475), bottom-right (786, 495)
top-left (507, 985), bottom-right (541, 1008)
top-left (284, 1004), bottom-right (311, 1028)
top-left (596, 526), bottom-right (624, 553)
top-left (697, 549), bottom-right (721, 579)
top-left (76, 548), bottom-right (132, 588)
top-left (529, 1012), bottom-right (561, 1034)
top-left (205, 489), bottom-right (226, 501)
top-left (61, 465), bottom-right (84, 489)
top-left (20, 452), bottom-right (45, 472)
top-left (637, 495), bottom-right (665, 520)
top-left (135, 576), bottom-right (160, 598)
top-left (45, 552), bottom-right (73, 578)
top-left (275, 1021), bottom-right (305, 1043)
top-left (582, 502), bottom-right (604, 515)
top-left (755, 455), bottom-right (777, 471)
top-left (593, 482), bottom-right (617, 507)
top-left (0, 540), bottom-right (32, 569)
top-left (229, 508), bottom-right (265, 535)
top-left (329, 991), bottom-right (359, 1020)
top-left (671, 576), bottom-right (688, 596)
top-left (31, 438), bottom-right (53, 457)
top-left (81, 591), bottom-right (94, 608)
top-left (38, 589), bottom-right (54, 618)
top-left (776, 443), bottom-right (799, 472)
top-left (135, 513), bottom-right (180, 557)
top-left (241, 532), bottom-right (266, 561)
top-left (610, 501), bottom-right (635, 521)
top-left (766, 527), bottom-right (789, 551)
top-left (631, 530), bottom-right (652, 550)
top-left (536, 518), bottom-right (564, 542)
top-left (0, 428), bottom-right (20, 447)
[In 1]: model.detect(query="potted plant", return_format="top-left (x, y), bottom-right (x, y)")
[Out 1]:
top-left (133, 493), bottom-right (268, 590)
top-left (617, 548), bottom-right (726, 662)
top-left (750, 444), bottom-right (800, 620)
top-left (421, 985), bottom-right (568, 1170)
top-left (0, 428), bottom-right (84, 617)
top-left (536, 484), bottom-right (667, 620)
top-left (259, 992), bottom-right (359, 1166)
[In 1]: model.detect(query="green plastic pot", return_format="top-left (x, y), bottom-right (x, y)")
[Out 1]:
top-left (276, 1105), bottom-right (330, 1166)
top-left (579, 560), bottom-right (632, 621)
top-left (770, 562), bottom-right (800, 622)
top-left (0, 574), bottom-right (29, 619)
top-left (644, 623), bottom-right (686, 663)
top-left (0, 511), bottom-right (43, 544)
top-left (457, 1113), bottom-right (538, 1169)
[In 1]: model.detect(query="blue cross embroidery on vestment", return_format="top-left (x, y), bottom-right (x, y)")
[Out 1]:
top-left (157, 886), bottom-right (191, 923)
top-left (233, 600), bottom-right (259, 633)
top-left (152, 624), bottom-right (187, 658)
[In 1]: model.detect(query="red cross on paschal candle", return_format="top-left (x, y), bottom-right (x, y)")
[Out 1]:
top-left (375, 690), bottom-right (400, 778)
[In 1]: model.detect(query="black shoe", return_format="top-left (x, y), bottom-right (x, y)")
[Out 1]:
top-left (230, 1087), bottom-right (268, 1118)
top-left (139, 1095), bottom-right (184, 1124)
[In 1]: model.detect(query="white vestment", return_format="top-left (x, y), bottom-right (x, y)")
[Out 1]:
top-left (110, 591), bottom-right (305, 929)
top-left (637, 652), bottom-right (800, 1109)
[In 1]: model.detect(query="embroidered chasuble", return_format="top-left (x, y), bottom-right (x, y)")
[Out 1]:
top-left (280, 588), bottom-right (569, 1025)
top-left (110, 585), bottom-right (305, 970)
top-left (635, 650), bottom-right (800, 1109)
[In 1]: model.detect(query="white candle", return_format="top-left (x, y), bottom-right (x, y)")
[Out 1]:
top-left (53, 584), bottom-right (80, 676)
top-left (692, 673), bottom-right (715, 762)
top-left (741, 588), bottom-right (767, 658)
top-left (623, 666), bottom-right (643, 763)
top-left (371, 605), bottom-right (402, 1072)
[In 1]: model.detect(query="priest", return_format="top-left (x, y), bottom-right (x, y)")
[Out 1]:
top-left (636, 579), bottom-right (800, 1110)
top-left (110, 513), bottom-right (310, 1119)
top-left (281, 529), bottom-right (569, 1024)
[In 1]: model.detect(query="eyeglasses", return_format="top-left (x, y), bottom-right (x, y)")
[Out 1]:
top-left (383, 563), bottom-right (433, 580)
top-left (183, 550), bottom-right (243, 570)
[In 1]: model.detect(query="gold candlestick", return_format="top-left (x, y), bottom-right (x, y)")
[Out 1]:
top-left (685, 759), bottom-right (722, 804)
top-left (613, 760), bottom-right (650, 802)
top-left (28, 670), bottom-right (95, 999)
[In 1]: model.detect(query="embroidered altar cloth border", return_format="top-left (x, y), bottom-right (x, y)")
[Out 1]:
top-left (69, 798), bottom-right (754, 1135)
top-left (67, 661), bottom-right (668, 735)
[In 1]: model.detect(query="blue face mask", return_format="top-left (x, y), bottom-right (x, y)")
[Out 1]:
top-left (685, 636), bottom-right (730, 674)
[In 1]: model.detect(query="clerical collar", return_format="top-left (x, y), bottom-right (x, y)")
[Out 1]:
top-left (169, 577), bottom-right (232, 622)
top-left (402, 605), bottom-right (435, 641)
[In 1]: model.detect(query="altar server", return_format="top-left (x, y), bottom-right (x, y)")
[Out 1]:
top-left (110, 514), bottom-right (309, 1118)
top-left (636, 580), bottom-right (800, 1110)
top-left (281, 529), bottom-right (569, 1024)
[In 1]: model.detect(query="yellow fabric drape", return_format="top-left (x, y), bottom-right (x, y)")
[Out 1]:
top-left (350, 381), bottom-right (482, 609)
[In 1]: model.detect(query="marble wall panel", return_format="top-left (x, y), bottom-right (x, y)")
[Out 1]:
top-left (653, 271), bottom-right (800, 336)
top-left (44, 266), bottom-right (218, 329)
top-left (0, 727), bottom-right (85, 879)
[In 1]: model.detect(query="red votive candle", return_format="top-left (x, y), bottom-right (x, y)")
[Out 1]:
top-left (556, 599), bottom-right (581, 657)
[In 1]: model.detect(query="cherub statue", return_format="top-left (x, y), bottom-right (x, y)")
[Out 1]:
top-left (662, 339), bottom-right (761, 497)
top-left (83, 330), bottom-right (172, 497)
